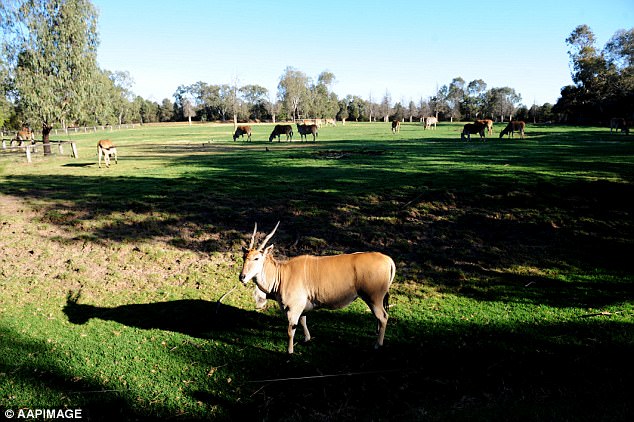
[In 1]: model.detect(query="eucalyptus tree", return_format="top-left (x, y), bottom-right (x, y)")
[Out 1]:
top-left (464, 79), bottom-right (487, 119)
top-left (380, 90), bottom-right (391, 122)
top-left (446, 77), bottom-right (466, 121)
top-left (1, 0), bottom-right (100, 154)
top-left (278, 67), bottom-right (310, 121)
top-left (107, 70), bottom-right (134, 125)
top-left (240, 84), bottom-right (268, 121)
top-left (485, 87), bottom-right (521, 122)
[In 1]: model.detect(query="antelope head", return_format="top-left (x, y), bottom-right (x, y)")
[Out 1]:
top-left (239, 222), bottom-right (279, 284)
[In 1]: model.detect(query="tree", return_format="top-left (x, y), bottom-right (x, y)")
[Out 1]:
top-left (107, 70), bottom-right (134, 125)
top-left (240, 84), bottom-right (268, 121)
top-left (159, 98), bottom-right (174, 122)
top-left (407, 100), bottom-right (417, 122)
top-left (485, 87), bottom-right (521, 121)
top-left (380, 90), bottom-right (391, 122)
top-left (556, 25), bottom-right (634, 122)
top-left (336, 99), bottom-right (349, 124)
top-left (278, 67), bottom-right (310, 121)
top-left (182, 98), bottom-right (195, 125)
top-left (464, 79), bottom-right (487, 119)
top-left (1, 0), bottom-right (100, 154)
top-left (446, 77), bottom-right (466, 122)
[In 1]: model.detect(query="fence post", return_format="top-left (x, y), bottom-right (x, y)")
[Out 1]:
top-left (25, 145), bottom-right (32, 163)
top-left (58, 142), bottom-right (64, 155)
top-left (71, 142), bottom-right (78, 158)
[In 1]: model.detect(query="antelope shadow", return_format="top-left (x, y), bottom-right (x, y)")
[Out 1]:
top-left (63, 291), bottom-right (276, 339)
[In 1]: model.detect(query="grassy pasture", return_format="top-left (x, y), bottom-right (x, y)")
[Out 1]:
top-left (0, 122), bottom-right (633, 420)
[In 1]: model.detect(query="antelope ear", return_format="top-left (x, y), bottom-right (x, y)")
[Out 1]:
top-left (264, 245), bottom-right (274, 255)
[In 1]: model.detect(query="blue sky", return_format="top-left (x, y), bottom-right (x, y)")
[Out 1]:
top-left (92, 0), bottom-right (633, 106)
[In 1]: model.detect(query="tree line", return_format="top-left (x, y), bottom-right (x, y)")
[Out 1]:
top-left (1, 0), bottom-right (632, 150)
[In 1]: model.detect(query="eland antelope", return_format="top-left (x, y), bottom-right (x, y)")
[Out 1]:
top-left (297, 123), bottom-right (318, 142)
top-left (269, 124), bottom-right (293, 142)
top-left (475, 119), bottom-right (494, 136)
top-left (97, 139), bottom-right (118, 168)
top-left (610, 118), bottom-right (629, 135)
top-left (499, 121), bottom-right (526, 139)
top-left (391, 120), bottom-right (400, 133)
top-left (461, 121), bottom-right (487, 141)
top-left (239, 222), bottom-right (396, 354)
top-left (233, 125), bottom-right (252, 142)
top-left (424, 116), bottom-right (438, 130)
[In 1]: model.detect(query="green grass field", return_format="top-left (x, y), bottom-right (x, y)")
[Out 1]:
top-left (1, 122), bottom-right (633, 420)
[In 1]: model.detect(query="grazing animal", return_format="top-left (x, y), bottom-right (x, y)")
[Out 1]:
top-left (461, 121), bottom-right (487, 141)
top-left (424, 116), bottom-right (438, 130)
top-left (325, 118), bottom-right (337, 126)
top-left (391, 120), bottom-right (400, 133)
top-left (610, 118), bottom-right (629, 135)
top-left (11, 127), bottom-right (35, 147)
top-left (269, 124), bottom-right (293, 142)
top-left (97, 139), bottom-right (118, 168)
top-left (499, 121), bottom-right (526, 139)
top-left (233, 125), bottom-right (252, 142)
top-left (239, 222), bottom-right (396, 354)
top-left (475, 119), bottom-right (494, 136)
top-left (296, 123), bottom-right (318, 142)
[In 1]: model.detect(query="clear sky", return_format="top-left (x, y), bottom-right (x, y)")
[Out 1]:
top-left (92, 0), bottom-right (634, 106)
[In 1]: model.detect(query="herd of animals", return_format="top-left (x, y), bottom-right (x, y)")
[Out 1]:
top-left (2, 116), bottom-right (630, 169)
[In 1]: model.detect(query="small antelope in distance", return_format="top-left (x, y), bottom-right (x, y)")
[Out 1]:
top-left (499, 121), bottom-right (526, 139)
top-left (424, 116), bottom-right (438, 130)
top-left (391, 120), bottom-right (400, 133)
top-left (233, 125), bottom-right (252, 142)
top-left (239, 222), bottom-right (396, 354)
top-left (97, 139), bottom-right (118, 168)
top-left (610, 118), bottom-right (629, 135)
top-left (11, 127), bottom-right (35, 147)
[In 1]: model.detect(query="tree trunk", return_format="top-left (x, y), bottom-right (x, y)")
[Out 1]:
top-left (42, 123), bottom-right (52, 155)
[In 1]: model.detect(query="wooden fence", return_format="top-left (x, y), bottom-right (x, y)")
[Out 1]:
top-left (1, 138), bottom-right (78, 163)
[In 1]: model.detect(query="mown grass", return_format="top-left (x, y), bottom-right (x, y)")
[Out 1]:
top-left (1, 122), bottom-right (633, 420)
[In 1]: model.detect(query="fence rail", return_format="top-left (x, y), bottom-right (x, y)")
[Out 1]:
top-left (1, 123), bottom-right (140, 139)
top-left (1, 138), bottom-right (78, 163)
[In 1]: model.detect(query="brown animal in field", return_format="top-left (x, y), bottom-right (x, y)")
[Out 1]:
top-left (296, 123), bottom-right (318, 142)
top-left (475, 119), bottom-right (494, 136)
top-left (11, 127), bottom-right (35, 147)
top-left (240, 222), bottom-right (396, 354)
top-left (269, 124), bottom-right (293, 142)
top-left (324, 118), bottom-right (337, 126)
top-left (461, 121), bottom-right (487, 141)
top-left (391, 120), bottom-right (400, 133)
top-left (499, 121), bottom-right (526, 139)
top-left (610, 118), bottom-right (629, 135)
top-left (233, 125), bottom-right (252, 142)
top-left (97, 139), bottom-right (118, 168)
top-left (424, 116), bottom-right (438, 130)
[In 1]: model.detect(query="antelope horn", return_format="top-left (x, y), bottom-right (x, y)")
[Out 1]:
top-left (248, 223), bottom-right (257, 249)
top-left (258, 221), bottom-right (280, 251)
